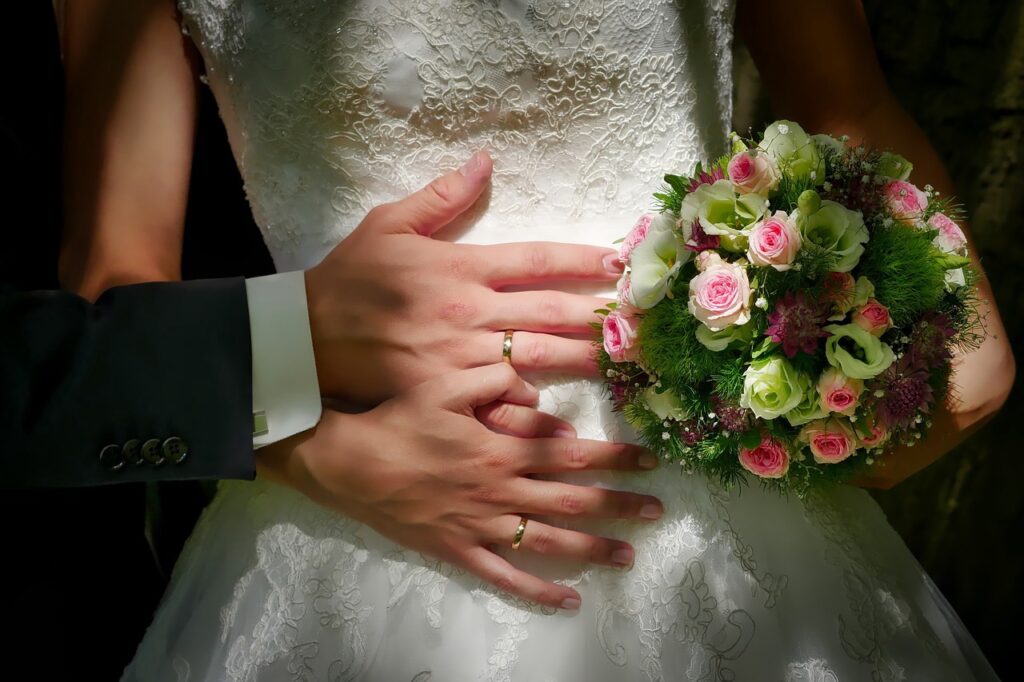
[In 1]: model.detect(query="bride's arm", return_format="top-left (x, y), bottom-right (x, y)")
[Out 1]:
top-left (738, 0), bottom-right (1015, 487)
top-left (60, 0), bottom-right (196, 300)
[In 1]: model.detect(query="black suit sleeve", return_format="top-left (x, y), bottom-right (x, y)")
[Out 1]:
top-left (0, 278), bottom-right (255, 488)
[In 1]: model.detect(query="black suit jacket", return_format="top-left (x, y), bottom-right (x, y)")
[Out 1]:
top-left (0, 3), bottom-right (271, 677)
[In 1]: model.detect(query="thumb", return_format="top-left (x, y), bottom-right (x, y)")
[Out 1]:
top-left (383, 151), bottom-right (492, 236)
top-left (436, 363), bottom-right (539, 412)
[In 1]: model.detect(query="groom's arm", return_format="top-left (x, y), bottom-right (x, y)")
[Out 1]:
top-left (0, 275), bottom-right (321, 488)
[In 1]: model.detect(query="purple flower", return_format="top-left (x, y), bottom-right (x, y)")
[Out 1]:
top-left (872, 356), bottom-right (935, 429)
top-left (907, 313), bottom-right (955, 371)
top-left (686, 165), bottom-right (725, 193)
top-left (711, 396), bottom-right (753, 434)
top-left (684, 219), bottom-right (721, 253)
top-left (765, 292), bottom-right (830, 358)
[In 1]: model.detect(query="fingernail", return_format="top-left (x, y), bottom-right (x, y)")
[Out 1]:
top-left (603, 253), bottom-right (625, 275)
top-left (458, 151), bottom-right (486, 179)
top-left (638, 452), bottom-right (658, 469)
top-left (612, 548), bottom-right (634, 569)
top-left (560, 597), bottom-right (581, 610)
top-left (554, 428), bottom-right (577, 439)
top-left (640, 503), bottom-right (663, 520)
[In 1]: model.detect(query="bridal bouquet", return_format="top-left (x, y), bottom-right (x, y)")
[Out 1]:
top-left (597, 120), bottom-right (982, 495)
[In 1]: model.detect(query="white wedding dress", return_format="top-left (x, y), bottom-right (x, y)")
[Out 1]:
top-left (125, 1), bottom-right (998, 680)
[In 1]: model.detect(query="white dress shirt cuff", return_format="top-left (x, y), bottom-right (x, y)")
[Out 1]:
top-left (245, 272), bottom-right (322, 448)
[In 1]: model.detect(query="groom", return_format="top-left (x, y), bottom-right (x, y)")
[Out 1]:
top-left (2, 3), bottom-right (661, 677)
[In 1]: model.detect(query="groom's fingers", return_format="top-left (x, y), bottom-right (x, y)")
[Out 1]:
top-left (491, 516), bottom-right (636, 570)
top-left (477, 332), bottom-right (598, 376)
top-left (486, 291), bottom-right (610, 334)
top-left (475, 402), bottom-right (577, 439)
top-left (514, 480), bottom-right (664, 521)
top-left (511, 438), bottom-right (658, 474)
top-left (462, 546), bottom-right (582, 610)
top-left (472, 242), bottom-right (624, 287)
top-left (374, 151), bottom-right (492, 236)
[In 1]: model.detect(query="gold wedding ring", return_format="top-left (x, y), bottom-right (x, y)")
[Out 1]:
top-left (502, 329), bottom-right (515, 365)
top-left (511, 516), bottom-right (528, 550)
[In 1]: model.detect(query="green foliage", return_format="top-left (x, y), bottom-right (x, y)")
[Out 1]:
top-left (859, 224), bottom-right (947, 326)
top-left (638, 284), bottom-right (731, 391)
top-left (712, 356), bottom-right (747, 401)
top-left (774, 172), bottom-right (816, 214)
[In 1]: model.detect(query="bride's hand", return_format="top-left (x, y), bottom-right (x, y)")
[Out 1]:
top-left (257, 363), bottom-right (663, 610)
top-left (304, 151), bottom-right (625, 404)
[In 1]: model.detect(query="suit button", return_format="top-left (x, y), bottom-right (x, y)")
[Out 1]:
top-left (122, 438), bottom-right (142, 466)
top-left (141, 438), bottom-right (165, 466)
top-left (162, 437), bottom-right (189, 464)
top-left (99, 443), bottom-right (125, 471)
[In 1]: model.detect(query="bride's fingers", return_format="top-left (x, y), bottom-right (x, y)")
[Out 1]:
top-left (484, 291), bottom-right (610, 334)
top-left (477, 332), bottom-right (598, 375)
top-left (490, 516), bottom-right (635, 569)
top-left (475, 402), bottom-right (577, 439)
top-left (514, 479), bottom-right (664, 521)
top-left (470, 242), bottom-right (624, 287)
top-left (506, 436), bottom-right (658, 473)
top-left (461, 546), bottom-right (582, 610)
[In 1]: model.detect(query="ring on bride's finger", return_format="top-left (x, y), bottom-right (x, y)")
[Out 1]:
top-left (511, 516), bottom-right (528, 550)
top-left (502, 329), bottom-right (515, 366)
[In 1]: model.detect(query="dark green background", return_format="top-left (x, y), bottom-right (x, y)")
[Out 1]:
top-left (735, 1), bottom-right (1021, 675)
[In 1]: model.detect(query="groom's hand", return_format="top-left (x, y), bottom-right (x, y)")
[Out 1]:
top-left (257, 364), bottom-right (663, 610)
top-left (304, 151), bottom-right (624, 404)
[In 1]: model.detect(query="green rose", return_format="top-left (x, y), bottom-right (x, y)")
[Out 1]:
top-left (740, 356), bottom-right (807, 420)
top-left (793, 197), bottom-right (869, 272)
top-left (680, 179), bottom-right (768, 253)
top-left (824, 323), bottom-right (896, 379)
top-left (644, 386), bottom-right (691, 422)
top-left (785, 379), bottom-right (829, 427)
top-left (628, 226), bottom-right (689, 309)
top-left (695, 321), bottom-right (753, 352)
top-left (761, 120), bottom-right (825, 184)
top-left (876, 151), bottom-right (914, 181)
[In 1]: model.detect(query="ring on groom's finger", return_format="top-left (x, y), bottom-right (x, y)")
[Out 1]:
top-left (502, 329), bottom-right (515, 365)
top-left (511, 516), bottom-right (528, 550)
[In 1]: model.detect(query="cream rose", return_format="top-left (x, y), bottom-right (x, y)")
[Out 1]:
top-left (727, 150), bottom-right (780, 196)
top-left (817, 368), bottom-right (864, 416)
top-left (792, 196), bottom-right (869, 273)
top-left (800, 418), bottom-right (857, 464)
top-left (740, 356), bottom-right (807, 420)
top-left (746, 211), bottom-right (801, 271)
top-left (687, 253), bottom-right (752, 331)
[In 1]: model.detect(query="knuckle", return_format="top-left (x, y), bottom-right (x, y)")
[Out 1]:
top-left (559, 492), bottom-right (586, 516)
top-left (530, 528), bottom-right (554, 555)
top-left (437, 298), bottom-right (477, 322)
top-left (537, 295), bottom-right (563, 327)
top-left (526, 245), bottom-right (551, 279)
top-left (563, 441), bottom-right (588, 469)
top-left (443, 255), bottom-right (474, 281)
top-left (469, 484), bottom-right (501, 506)
top-left (365, 203), bottom-right (394, 224)
top-left (426, 177), bottom-right (455, 205)
top-left (482, 449), bottom-right (514, 472)
top-left (493, 574), bottom-right (516, 596)
top-left (525, 338), bottom-right (548, 369)
top-left (486, 402), bottom-right (517, 428)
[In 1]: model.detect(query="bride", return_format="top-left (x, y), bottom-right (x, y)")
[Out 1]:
top-left (62, 0), bottom-right (1011, 680)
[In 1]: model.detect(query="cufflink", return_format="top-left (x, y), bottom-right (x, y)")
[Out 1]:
top-left (253, 410), bottom-right (269, 438)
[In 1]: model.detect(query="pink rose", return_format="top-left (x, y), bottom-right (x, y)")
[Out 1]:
top-left (746, 211), bottom-right (801, 270)
top-left (817, 368), bottom-right (864, 416)
top-left (687, 254), bottom-right (752, 331)
top-left (602, 310), bottom-right (640, 363)
top-left (852, 298), bottom-right (892, 336)
top-left (620, 215), bottom-right (653, 263)
top-left (927, 212), bottom-right (967, 254)
top-left (739, 433), bottom-right (790, 479)
top-left (800, 418), bottom-right (857, 464)
top-left (883, 180), bottom-right (929, 224)
top-left (727, 150), bottom-right (780, 196)
top-left (858, 415), bottom-right (889, 448)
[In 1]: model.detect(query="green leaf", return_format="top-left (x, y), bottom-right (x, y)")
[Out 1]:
top-left (751, 337), bottom-right (779, 360)
top-left (739, 429), bottom-right (762, 450)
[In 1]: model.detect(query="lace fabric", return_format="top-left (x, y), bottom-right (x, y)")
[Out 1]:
top-left (124, 1), bottom-right (998, 680)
